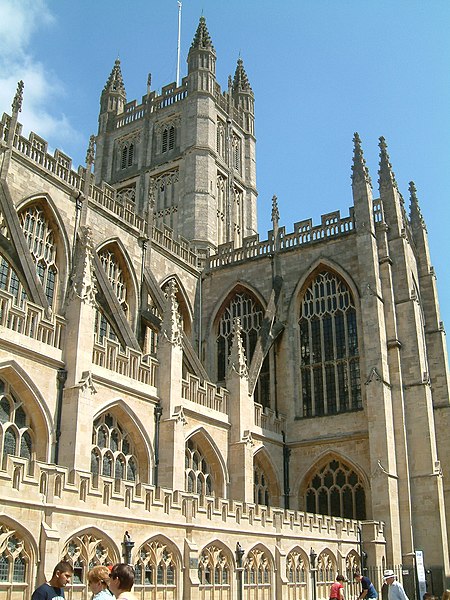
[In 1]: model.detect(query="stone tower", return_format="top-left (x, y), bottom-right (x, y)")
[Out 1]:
top-left (94, 16), bottom-right (257, 254)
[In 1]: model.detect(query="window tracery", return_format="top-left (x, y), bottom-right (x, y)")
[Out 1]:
top-left (254, 462), bottom-right (270, 506)
top-left (185, 438), bottom-right (213, 496)
top-left (152, 169), bottom-right (179, 230)
top-left (316, 551), bottom-right (336, 600)
top-left (134, 540), bottom-right (176, 596)
top-left (286, 550), bottom-right (307, 600)
top-left (299, 271), bottom-right (361, 417)
top-left (0, 255), bottom-right (27, 308)
top-left (0, 524), bottom-right (30, 587)
top-left (63, 533), bottom-right (115, 585)
top-left (198, 545), bottom-right (231, 597)
top-left (216, 119), bottom-right (226, 159)
top-left (243, 548), bottom-right (271, 598)
top-left (96, 247), bottom-right (129, 345)
top-left (19, 204), bottom-right (57, 308)
top-left (0, 379), bottom-right (33, 466)
top-left (216, 291), bottom-right (270, 408)
top-left (91, 413), bottom-right (138, 482)
top-left (304, 458), bottom-right (366, 520)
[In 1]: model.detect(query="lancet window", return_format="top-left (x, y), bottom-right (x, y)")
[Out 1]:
top-left (0, 379), bottom-right (33, 467)
top-left (185, 438), bottom-right (213, 496)
top-left (304, 458), bottom-right (366, 520)
top-left (216, 119), bottom-right (226, 159)
top-left (299, 270), bottom-right (361, 417)
top-left (216, 291), bottom-right (270, 408)
top-left (286, 550), bottom-right (307, 600)
top-left (243, 548), bottom-right (271, 599)
top-left (152, 169), bottom-right (179, 230)
top-left (19, 204), bottom-right (57, 308)
top-left (232, 134), bottom-right (242, 173)
top-left (91, 413), bottom-right (138, 482)
top-left (134, 540), bottom-right (176, 597)
top-left (120, 142), bottom-right (135, 169)
top-left (161, 125), bottom-right (175, 153)
top-left (0, 255), bottom-right (27, 308)
top-left (63, 533), bottom-right (115, 585)
top-left (198, 545), bottom-right (231, 598)
top-left (233, 185), bottom-right (243, 247)
top-left (0, 524), bottom-right (30, 588)
top-left (254, 462), bottom-right (270, 506)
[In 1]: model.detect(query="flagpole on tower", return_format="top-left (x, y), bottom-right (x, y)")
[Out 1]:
top-left (176, 1), bottom-right (182, 87)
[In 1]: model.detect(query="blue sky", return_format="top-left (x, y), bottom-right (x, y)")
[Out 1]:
top-left (1, 0), bottom-right (449, 345)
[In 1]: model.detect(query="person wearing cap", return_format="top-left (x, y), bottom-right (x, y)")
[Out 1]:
top-left (383, 570), bottom-right (409, 600)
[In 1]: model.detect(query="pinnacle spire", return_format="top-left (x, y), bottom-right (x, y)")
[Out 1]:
top-left (271, 195), bottom-right (279, 227)
top-left (190, 16), bottom-right (214, 50)
top-left (409, 181), bottom-right (426, 230)
top-left (378, 136), bottom-right (399, 191)
top-left (103, 58), bottom-right (126, 95)
top-left (351, 133), bottom-right (372, 187)
top-left (233, 58), bottom-right (252, 93)
top-left (228, 318), bottom-right (248, 379)
top-left (11, 80), bottom-right (24, 115)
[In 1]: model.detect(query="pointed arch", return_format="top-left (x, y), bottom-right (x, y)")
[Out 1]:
top-left (253, 446), bottom-right (281, 507)
top-left (17, 194), bottom-right (71, 311)
top-left (185, 426), bottom-right (229, 498)
top-left (0, 360), bottom-right (53, 462)
top-left (286, 546), bottom-right (309, 598)
top-left (0, 516), bottom-right (38, 593)
top-left (133, 534), bottom-right (181, 593)
top-left (209, 281), bottom-right (267, 333)
top-left (92, 399), bottom-right (154, 484)
top-left (242, 543), bottom-right (274, 597)
top-left (198, 540), bottom-right (234, 595)
top-left (316, 548), bottom-right (337, 599)
top-left (298, 451), bottom-right (369, 520)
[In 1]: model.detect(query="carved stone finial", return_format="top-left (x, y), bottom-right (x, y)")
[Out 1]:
top-left (351, 132), bottom-right (372, 187)
top-left (228, 317), bottom-right (248, 379)
top-left (69, 225), bottom-right (97, 306)
top-left (378, 136), bottom-right (399, 193)
top-left (85, 135), bottom-right (95, 166)
top-left (190, 15), bottom-right (214, 50)
top-left (11, 80), bottom-right (24, 114)
top-left (147, 72), bottom-right (152, 91)
top-left (161, 280), bottom-right (183, 347)
top-left (233, 58), bottom-right (252, 93)
top-left (271, 195), bottom-right (280, 226)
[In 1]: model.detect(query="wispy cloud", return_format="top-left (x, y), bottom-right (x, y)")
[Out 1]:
top-left (0, 0), bottom-right (82, 149)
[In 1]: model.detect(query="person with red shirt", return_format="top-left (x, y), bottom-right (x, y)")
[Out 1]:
top-left (330, 574), bottom-right (346, 600)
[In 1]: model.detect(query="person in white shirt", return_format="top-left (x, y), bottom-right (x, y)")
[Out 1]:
top-left (383, 569), bottom-right (409, 600)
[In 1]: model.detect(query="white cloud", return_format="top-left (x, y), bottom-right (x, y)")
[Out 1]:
top-left (0, 0), bottom-right (82, 150)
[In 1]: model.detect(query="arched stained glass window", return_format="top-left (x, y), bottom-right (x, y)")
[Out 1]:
top-left (304, 458), bottom-right (366, 520)
top-left (91, 413), bottom-right (138, 482)
top-left (19, 204), bottom-right (58, 308)
top-left (299, 271), bottom-right (361, 417)
top-left (0, 526), bottom-right (31, 590)
top-left (254, 462), bottom-right (270, 506)
top-left (185, 438), bottom-right (213, 496)
top-left (134, 540), bottom-right (177, 594)
top-left (0, 379), bottom-right (33, 467)
top-left (199, 545), bottom-right (231, 597)
top-left (216, 291), bottom-right (270, 408)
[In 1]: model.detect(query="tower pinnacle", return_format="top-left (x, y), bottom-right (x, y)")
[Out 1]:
top-left (233, 58), bottom-right (252, 93)
top-left (378, 136), bottom-right (399, 193)
top-left (409, 181), bottom-right (426, 230)
top-left (190, 15), bottom-right (214, 50)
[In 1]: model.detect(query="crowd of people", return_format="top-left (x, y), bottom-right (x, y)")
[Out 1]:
top-left (29, 560), bottom-right (449, 600)
top-left (31, 561), bottom-right (139, 600)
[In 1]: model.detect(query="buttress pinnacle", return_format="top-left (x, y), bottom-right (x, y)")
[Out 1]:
top-left (233, 58), bottom-right (252, 93)
top-left (409, 181), bottom-right (426, 230)
top-left (351, 133), bottom-right (372, 187)
top-left (103, 58), bottom-right (126, 95)
top-left (378, 136), bottom-right (399, 192)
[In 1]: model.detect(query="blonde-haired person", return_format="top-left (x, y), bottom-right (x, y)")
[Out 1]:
top-left (88, 566), bottom-right (112, 600)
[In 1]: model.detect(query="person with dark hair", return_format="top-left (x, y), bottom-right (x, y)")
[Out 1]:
top-left (330, 574), bottom-right (346, 600)
top-left (31, 561), bottom-right (73, 600)
top-left (108, 564), bottom-right (138, 600)
top-left (354, 572), bottom-right (378, 600)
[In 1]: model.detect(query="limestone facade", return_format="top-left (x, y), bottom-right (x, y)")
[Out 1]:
top-left (0, 16), bottom-right (449, 600)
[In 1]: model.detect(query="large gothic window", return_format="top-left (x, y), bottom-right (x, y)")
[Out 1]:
top-left (63, 533), bottom-right (115, 586)
top-left (19, 204), bottom-right (58, 308)
top-left (0, 524), bottom-right (31, 590)
top-left (0, 379), bottom-right (33, 467)
top-left (286, 550), bottom-right (307, 600)
top-left (243, 548), bottom-right (271, 600)
top-left (299, 271), bottom-right (361, 417)
top-left (185, 438), bottom-right (213, 496)
top-left (198, 545), bottom-right (231, 599)
top-left (134, 540), bottom-right (176, 598)
top-left (216, 291), bottom-right (270, 408)
top-left (304, 458), bottom-right (366, 520)
top-left (91, 413), bottom-right (138, 482)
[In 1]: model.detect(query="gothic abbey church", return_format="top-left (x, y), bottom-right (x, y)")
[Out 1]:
top-left (0, 16), bottom-right (449, 600)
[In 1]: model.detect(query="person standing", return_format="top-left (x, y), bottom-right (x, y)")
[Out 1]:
top-left (88, 565), bottom-right (112, 599)
top-left (330, 574), bottom-right (346, 600)
top-left (31, 561), bottom-right (73, 600)
top-left (354, 571), bottom-right (378, 600)
top-left (383, 570), bottom-right (409, 600)
top-left (108, 564), bottom-right (139, 600)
